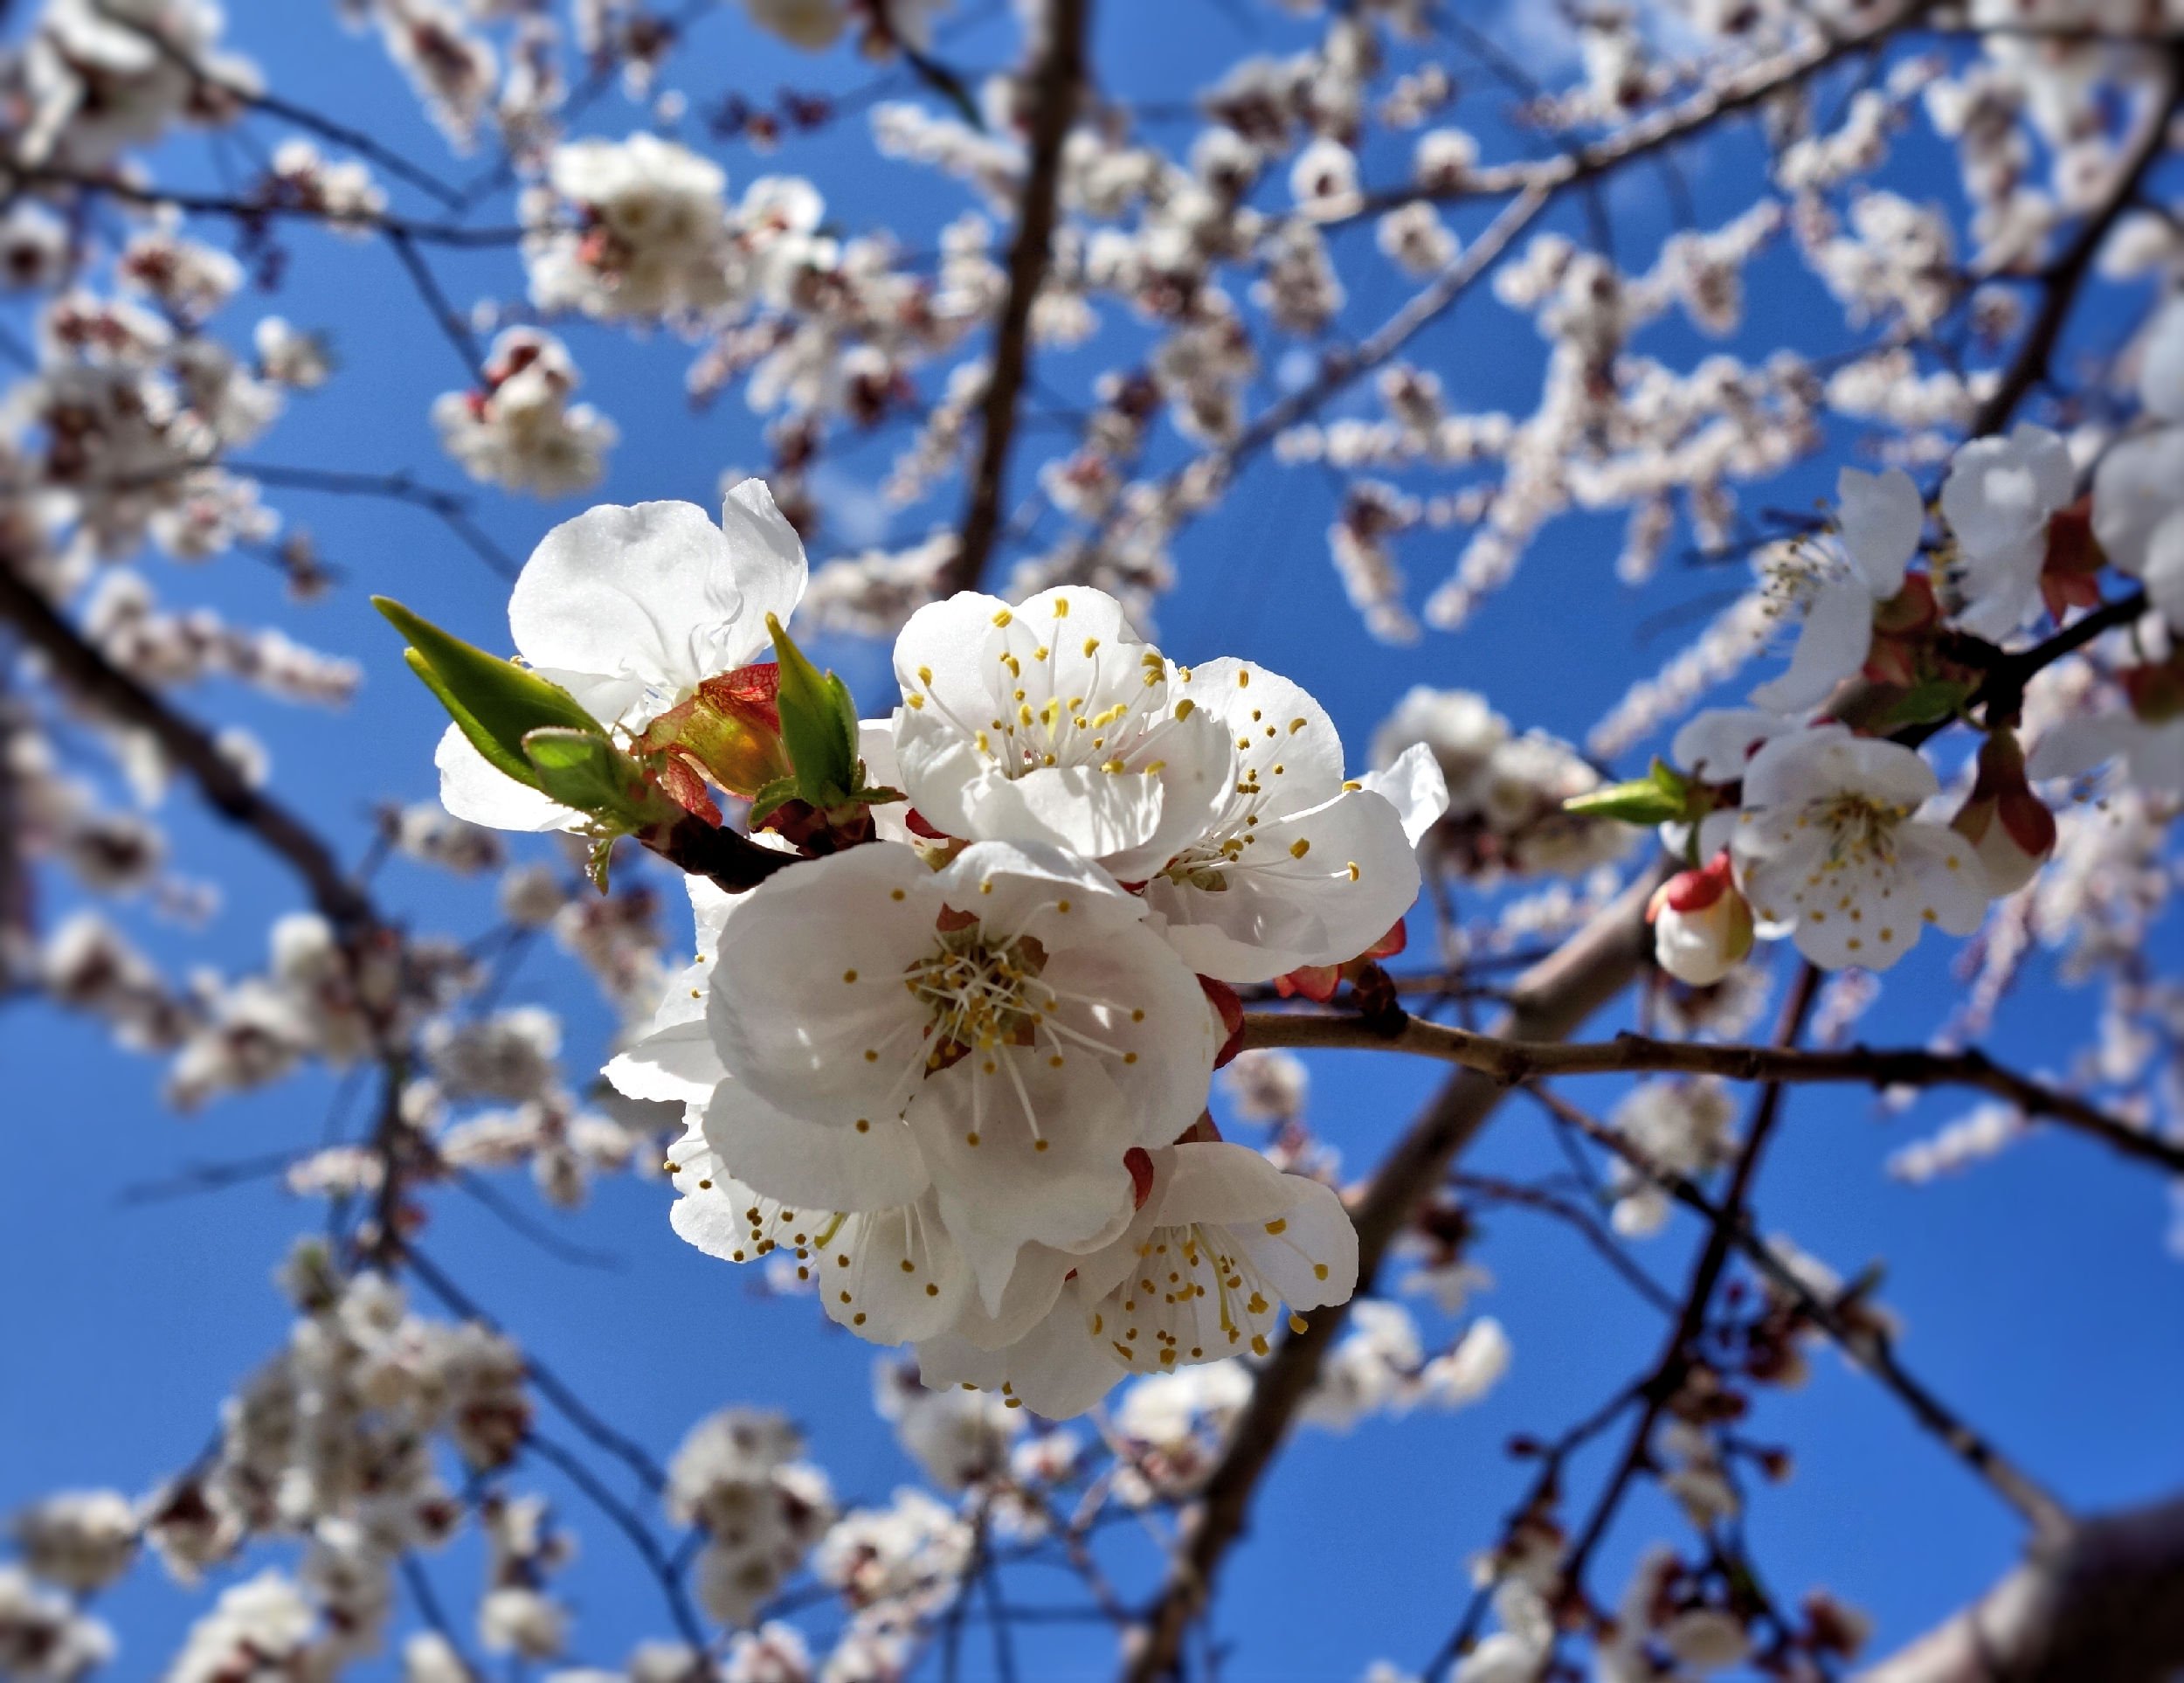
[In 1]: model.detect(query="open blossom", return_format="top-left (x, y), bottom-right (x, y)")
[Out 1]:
top-left (526, 133), bottom-right (738, 322)
top-left (2028, 651), bottom-right (2184, 797)
top-left (888, 586), bottom-right (1234, 881)
top-left (912, 1142), bottom-right (1358, 1418)
top-left (1730, 726), bottom-right (1990, 971)
top-left (1139, 658), bottom-right (1445, 983)
top-left (432, 328), bottom-right (617, 498)
top-left (435, 483), bottom-right (806, 831)
top-left (703, 840), bottom-right (1218, 1303)
top-left (1752, 466), bottom-right (1921, 712)
top-left (1939, 421), bottom-right (2074, 637)
top-left (2093, 297), bottom-right (2184, 630)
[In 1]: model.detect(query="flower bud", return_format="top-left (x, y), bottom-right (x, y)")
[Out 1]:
top-left (1951, 730), bottom-right (2055, 896)
top-left (1648, 851), bottom-right (1754, 986)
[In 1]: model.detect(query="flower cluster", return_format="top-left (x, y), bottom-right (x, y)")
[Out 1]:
top-left (437, 498), bottom-right (1448, 1416)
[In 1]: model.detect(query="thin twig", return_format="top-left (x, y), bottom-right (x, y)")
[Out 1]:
top-left (1238, 1009), bottom-right (2184, 1177)
top-left (943, 0), bottom-right (1090, 593)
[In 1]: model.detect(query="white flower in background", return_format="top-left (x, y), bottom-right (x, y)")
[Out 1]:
top-left (1939, 421), bottom-right (2074, 637)
top-left (169, 1571), bottom-right (315, 1683)
top-left (665, 1410), bottom-right (835, 1630)
top-left (2094, 298), bottom-right (2184, 630)
top-left (527, 133), bottom-right (737, 322)
top-left (10, 1491), bottom-right (138, 1594)
top-left (435, 483), bottom-right (805, 832)
top-left (1415, 1317), bottom-right (1511, 1411)
top-left (2028, 671), bottom-right (2184, 798)
top-left (914, 1142), bottom-right (1358, 1419)
top-left (1751, 466), bottom-right (1922, 712)
top-left (1370, 685), bottom-right (1630, 880)
top-left (1606, 1079), bottom-right (1738, 1236)
top-left (889, 586), bottom-right (1233, 881)
top-left (0, 1563), bottom-right (114, 1680)
top-left (22, 0), bottom-right (256, 170)
top-left (872, 1361), bottom-right (1019, 1491)
top-left (705, 840), bottom-right (1218, 1303)
top-left (1141, 659), bottom-right (1445, 983)
top-left (252, 318), bottom-right (331, 390)
top-left (1730, 726), bottom-right (1990, 971)
top-left (1220, 1046), bottom-right (1309, 1126)
top-left (432, 328), bottom-right (617, 499)
top-left (1451, 1583), bottom-right (1552, 1683)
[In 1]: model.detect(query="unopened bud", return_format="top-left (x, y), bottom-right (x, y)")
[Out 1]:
top-left (1648, 852), bottom-right (1754, 986)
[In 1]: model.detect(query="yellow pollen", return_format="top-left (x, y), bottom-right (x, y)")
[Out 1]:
top-left (1289, 839), bottom-right (1311, 859)
top-left (992, 608), bottom-right (1013, 627)
top-left (1264, 1218), bottom-right (1288, 1235)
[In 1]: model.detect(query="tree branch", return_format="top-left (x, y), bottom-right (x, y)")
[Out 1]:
top-left (1857, 1493), bottom-right (2184, 1683)
top-left (1968, 46), bottom-right (2181, 440)
top-left (943, 0), bottom-right (1089, 594)
top-left (1118, 865), bottom-right (1663, 1683)
top-left (0, 563), bottom-right (378, 932)
top-left (1237, 1010), bottom-right (2184, 1177)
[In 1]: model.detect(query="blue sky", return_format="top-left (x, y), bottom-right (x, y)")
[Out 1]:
top-left (3, 3), bottom-right (2181, 1679)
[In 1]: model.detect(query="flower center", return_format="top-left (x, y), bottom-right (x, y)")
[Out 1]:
top-left (1817, 793), bottom-right (1910, 866)
top-left (902, 925), bottom-right (1053, 1068)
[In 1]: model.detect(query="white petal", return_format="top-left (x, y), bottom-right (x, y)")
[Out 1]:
top-left (1897, 824), bottom-right (1992, 938)
top-left (508, 501), bottom-right (773, 717)
top-left (891, 590), bottom-right (1013, 731)
top-left (605, 1012), bottom-right (718, 1102)
top-left (1671, 709), bottom-right (1797, 780)
top-left (915, 1280), bottom-right (1124, 1420)
top-left (1145, 788), bottom-right (1422, 984)
top-left (1836, 466), bottom-right (1921, 597)
top-left (2091, 427), bottom-right (2184, 578)
top-left (700, 1076), bottom-right (929, 1212)
top-left (1355, 742), bottom-right (1448, 845)
top-left (819, 1194), bottom-right (970, 1346)
top-left (2141, 299), bottom-right (2184, 422)
top-left (1838, 735), bottom-right (1943, 809)
top-left (718, 478), bottom-right (808, 636)
top-left (857, 719), bottom-right (916, 845)
top-left (434, 724), bottom-right (577, 833)
top-left (1183, 657), bottom-right (1346, 817)
top-left (931, 839), bottom-right (1147, 945)
top-left (1750, 578), bottom-right (1872, 714)
top-left (908, 1056), bottom-right (1139, 1314)
top-left (1029, 925), bottom-right (1220, 1146)
top-left (1163, 1143), bottom-right (1358, 1310)
top-left (2144, 508), bottom-right (2184, 630)
top-left (2027, 714), bottom-right (2136, 781)
top-left (705, 842), bottom-right (944, 1124)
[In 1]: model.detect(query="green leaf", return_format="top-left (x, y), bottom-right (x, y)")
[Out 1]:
top-left (376, 597), bottom-right (600, 788)
top-left (522, 727), bottom-right (658, 825)
top-left (1565, 779), bottom-right (1687, 827)
top-left (1878, 678), bottom-right (1974, 731)
top-left (767, 613), bottom-right (859, 807)
top-left (745, 774), bottom-right (802, 828)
